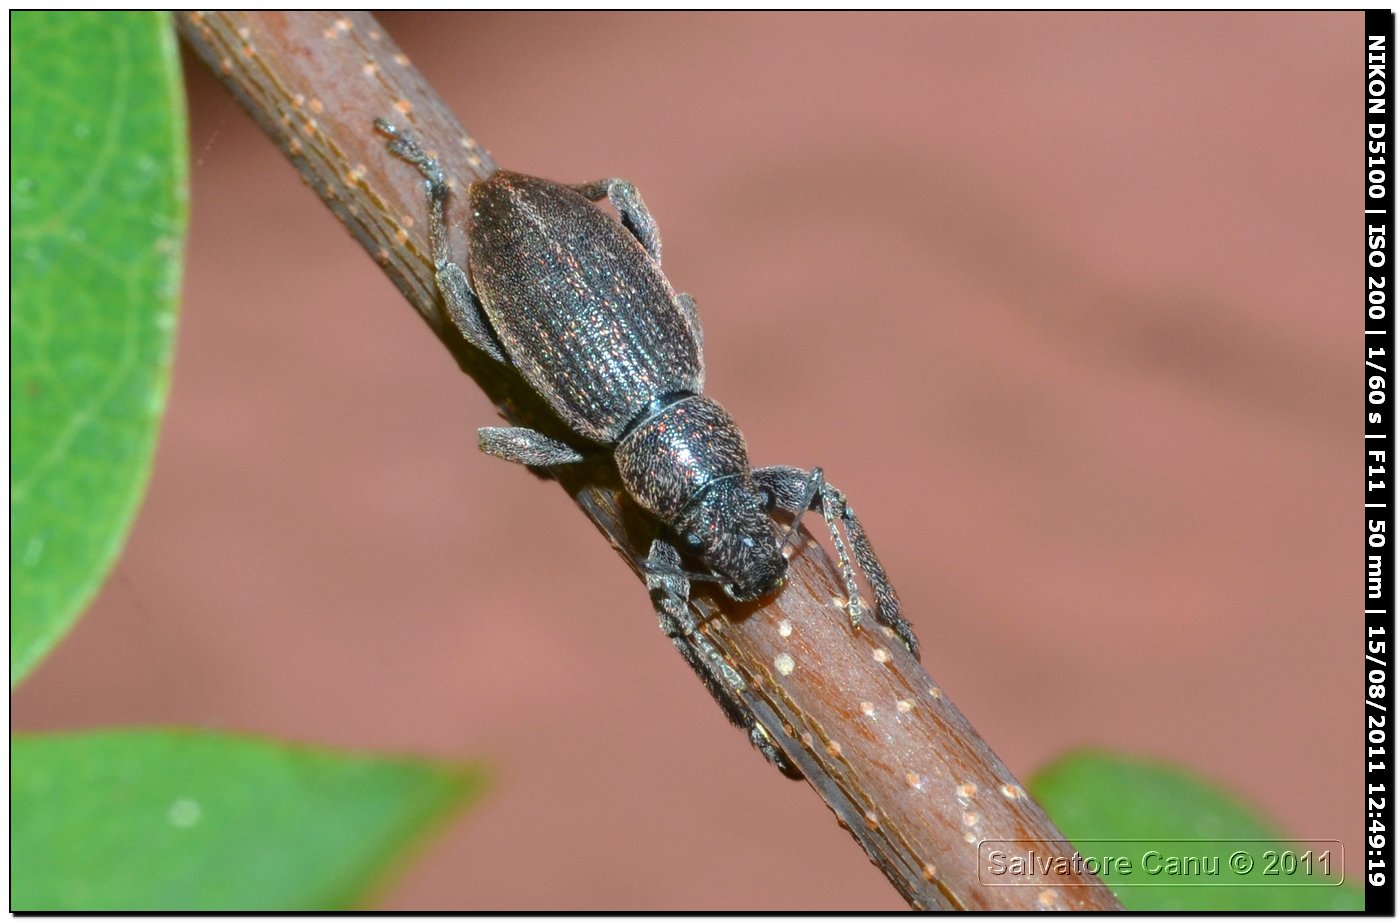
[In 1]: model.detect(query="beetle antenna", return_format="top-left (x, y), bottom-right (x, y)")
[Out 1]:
top-left (779, 517), bottom-right (807, 552)
top-left (642, 559), bottom-right (726, 585)
top-left (775, 472), bottom-right (824, 554)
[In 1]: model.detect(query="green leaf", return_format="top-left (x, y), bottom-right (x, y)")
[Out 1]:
top-left (11, 11), bottom-right (189, 686)
top-left (12, 729), bottom-right (487, 910)
top-left (1030, 750), bottom-right (1361, 910)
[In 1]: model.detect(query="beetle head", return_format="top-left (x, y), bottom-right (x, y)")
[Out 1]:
top-left (673, 476), bottom-right (786, 601)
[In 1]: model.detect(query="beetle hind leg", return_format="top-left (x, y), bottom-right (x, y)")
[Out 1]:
top-left (375, 119), bottom-right (507, 364)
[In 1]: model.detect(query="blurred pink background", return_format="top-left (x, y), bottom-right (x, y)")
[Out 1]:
top-left (12, 12), bottom-right (1360, 910)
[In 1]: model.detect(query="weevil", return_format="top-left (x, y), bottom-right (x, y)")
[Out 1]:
top-left (377, 120), bottom-right (919, 776)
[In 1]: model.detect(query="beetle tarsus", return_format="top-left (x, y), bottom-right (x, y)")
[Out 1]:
top-left (375, 118), bottom-right (447, 191)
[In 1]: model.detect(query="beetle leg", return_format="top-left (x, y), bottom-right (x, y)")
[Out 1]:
top-left (754, 466), bottom-right (920, 660)
top-left (646, 540), bottom-right (800, 778)
top-left (573, 175), bottom-right (699, 364)
top-left (375, 119), bottom-right (507, 364)
top-left (825, 484), bottom-right (920, 659)
top-left (436, 264), bottom-right (506, 364)
top-left (676, 293), bottom-right (705, 381)
top-left (572, 179), bottom-right (662, 265)
top-left (478, 427), bottom-right (585, 467)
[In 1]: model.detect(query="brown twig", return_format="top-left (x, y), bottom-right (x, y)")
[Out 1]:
top-left (175, 11), bottom-right (1122, 911)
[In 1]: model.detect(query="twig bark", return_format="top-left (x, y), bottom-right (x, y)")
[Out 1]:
top-left (175, 11), bottom-right (1122, 911)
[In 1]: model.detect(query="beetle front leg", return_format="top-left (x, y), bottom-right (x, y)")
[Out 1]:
top-left (375, 119), bottom-right (507, 364)
top-left (572, 178), bottom-right (662, 265)
top-left (754, 466), bottom-right (920, 660)
top-left (646, 540), bottom-right (800, 778)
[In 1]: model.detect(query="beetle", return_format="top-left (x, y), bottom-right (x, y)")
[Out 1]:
top-left (377, 120), bottom-right (918, 774)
